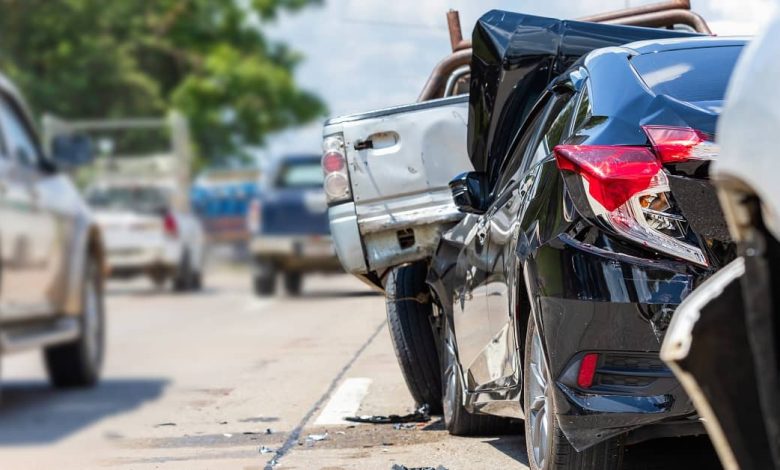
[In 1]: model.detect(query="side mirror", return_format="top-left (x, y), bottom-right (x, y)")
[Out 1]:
top-left (449, 171), bottom-right (489, 214)
top-left (51, 134), bottom-right (93, 170)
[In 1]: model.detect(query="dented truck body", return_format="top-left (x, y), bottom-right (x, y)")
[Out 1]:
top-left (324, 95), bottom-right (473, 288)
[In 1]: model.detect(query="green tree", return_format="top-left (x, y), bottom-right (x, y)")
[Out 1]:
top-left (0, 0), bottom-right (325, 165)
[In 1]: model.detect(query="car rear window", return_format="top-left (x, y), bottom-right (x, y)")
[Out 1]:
top-left (630, 45), bottom-right (743, 103)
top-left (277, 161), bottom-right (323, 189)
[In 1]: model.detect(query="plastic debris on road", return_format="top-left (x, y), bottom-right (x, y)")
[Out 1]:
top-left (391, 466), bottom-right (449, 470)
top-left (345, 404), bottom-right (431, 424)
top-left (259, 446), bottom-right (275, 454)
top-left (304, 432), bottom-right (329, 447)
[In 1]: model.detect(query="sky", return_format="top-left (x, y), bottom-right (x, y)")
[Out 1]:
top-left (260, 0), bottom-right (776, 161)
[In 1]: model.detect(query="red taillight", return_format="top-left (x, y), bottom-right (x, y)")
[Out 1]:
top-left (577, 353), bottom-right (599, 389)
top-left (163, 213), bottom-right (178, 238)
top-left (322, 151), bottom-right (345, 173)
top-left (642, 125), bottom-right (718, 163)
top-left (554, 145), bottom-right (661, 211)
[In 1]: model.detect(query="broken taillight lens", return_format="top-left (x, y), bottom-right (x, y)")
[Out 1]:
top-left (642, 125), bottom-right (719, 163)
top-left (322, 134), bottom-right (351, 204)
top-left (554, 142), bottom-right (708, 266)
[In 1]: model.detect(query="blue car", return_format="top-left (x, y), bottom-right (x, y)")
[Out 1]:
top-left (247, 154), bottom-right (341, 296)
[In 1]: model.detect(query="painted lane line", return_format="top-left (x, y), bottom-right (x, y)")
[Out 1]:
top-left (263, 320), bottom-right (385, 469)
top-left (314, 378), bottom-right (372, 425)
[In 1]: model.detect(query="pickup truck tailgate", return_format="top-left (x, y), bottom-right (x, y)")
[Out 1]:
top-left (325, 95), bottom-right (472, 275)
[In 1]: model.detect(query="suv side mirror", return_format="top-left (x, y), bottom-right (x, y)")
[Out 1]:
top-left (449, 171), bottom-right (489, 214)
top-left (52, 134), bottom-right (93, 170)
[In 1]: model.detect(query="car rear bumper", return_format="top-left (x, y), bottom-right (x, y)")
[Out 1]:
top-left (533, 234), bottom-right (705, 450)
top-left (106, 246), bottom-right (179, 277)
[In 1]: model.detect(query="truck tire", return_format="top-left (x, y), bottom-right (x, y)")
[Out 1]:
top-left (385, 263), bottom-right (443, 414)
top-left (441, 316), bottom-right (516, 435)
top-left (253, 259), bottom-right (277, 296)
top-left (283, 272), bottom-right (303, 296)
top-left (524, 315), bottom-right (624, 470)
top-left (173, 252), bottom-right (193, 292)
top-left (45, 258), bottom-right (105, 388)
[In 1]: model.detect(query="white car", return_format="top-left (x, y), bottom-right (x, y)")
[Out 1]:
top-left (88, 183), bottom-right (206, 291)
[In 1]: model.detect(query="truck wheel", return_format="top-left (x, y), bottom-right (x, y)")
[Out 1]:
top-left (253, 259), bottom-right (276, 296)
top-left (524, 315), bottom-right (624, 470)
top-left (441, 315), bottom-right (516, 435)
top-left (173, 252), bottom-right (193, 292)
top-left (44, 258), bottom-right (105, 388)
top-left (385, 263), bottom-right (443, 414)
top-left (283, 272), bottom-right (303, 296)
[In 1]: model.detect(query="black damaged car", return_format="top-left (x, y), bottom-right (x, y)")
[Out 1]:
top-left (425, 11), bottom-right (745, 470)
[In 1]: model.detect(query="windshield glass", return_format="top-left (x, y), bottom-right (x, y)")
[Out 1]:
top-left (631, 45), bottom-right (743, 103)
top-left (276, 161), bottom-right (323, 189)
top-left (87, 186), bottom-right (170, 213)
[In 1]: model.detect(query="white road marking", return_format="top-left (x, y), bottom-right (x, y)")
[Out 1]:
top-left (314, 377), bottom-right (372, 425)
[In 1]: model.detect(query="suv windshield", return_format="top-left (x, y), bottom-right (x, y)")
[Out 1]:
top-left (87, 186), bottom-right (170, 213)
top-left (276, 160), bottom-right (323, 189)
top-left (631, 45), bottom-right (743, 103)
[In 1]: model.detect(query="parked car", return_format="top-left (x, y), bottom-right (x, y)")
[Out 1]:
top-left (661, 9), bottom-right (780, 470)
top-left (247, 154), bottom-right (340, 296)
top-left (323, 3), bottom-right (713, 416)
top-left (428, 14), bottom-right (744, 468)
top-left (87, 181), bottom-right (206, 291)
top-left (0, 72), bottom-right (105, 388)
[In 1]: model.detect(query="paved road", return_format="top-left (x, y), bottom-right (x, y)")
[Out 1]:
top-left (0, 267), bottom-right (722, 469)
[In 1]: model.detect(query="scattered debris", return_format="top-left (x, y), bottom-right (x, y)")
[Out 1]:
top-left (393, 423), bottom-right (417, 430)
top-left (223, 433), bottom-right (233, 438)
top-left (154, 422), bottom-right (177, 428)
top-left (345, 404), bottom-right (431, 424)
top-left (219, 421), bottom-right (228, 425)
top-left (265, 428), bottom-right (274, 435)
top-left (259, 446), bottom-right (275, 454)
top-left (306, 432), bottom-right (329, 442)
top-left (391, 466), bottom-right (449, 470)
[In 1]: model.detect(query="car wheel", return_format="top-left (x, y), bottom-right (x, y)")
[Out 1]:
top-left (283, 272), bottom-right (303, 296)
top-left (440, 315), bottom-right (516, 435)
top-left (150, 272), bottom-right (168, 290)
top-left (44, 258), bottom-right (105, 388)
top-left (173, 252), bottom-right (193, 292)
top-left (386, 263), bottom-right (443, 414)
top-left (253, 259), bottom-right (276, 296)
top-left (524, 315), bottom-right (624, 470)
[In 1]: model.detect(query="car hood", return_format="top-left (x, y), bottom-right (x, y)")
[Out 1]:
top-left (468, 9), bottom-right (699, 176)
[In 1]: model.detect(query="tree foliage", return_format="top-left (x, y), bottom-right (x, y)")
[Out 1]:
top-left (0, 0), bottom-right (325, 165)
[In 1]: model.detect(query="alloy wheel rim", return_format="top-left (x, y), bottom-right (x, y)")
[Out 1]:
top-left (528, 328), bottom-right (552, 469)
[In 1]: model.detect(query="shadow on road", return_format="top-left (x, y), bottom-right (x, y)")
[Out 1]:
top-left (486, 432), bottom-right (721, 469)
top-left (292, 290), bottom-right (381, 299)
top-left (0, 378), bottom-right (167, 445)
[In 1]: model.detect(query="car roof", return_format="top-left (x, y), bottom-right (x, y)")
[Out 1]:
top-left (621, 36), bottom-right (749, 55)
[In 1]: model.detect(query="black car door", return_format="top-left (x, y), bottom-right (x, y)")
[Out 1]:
top-left (482, 88), bottom-right (580, 391)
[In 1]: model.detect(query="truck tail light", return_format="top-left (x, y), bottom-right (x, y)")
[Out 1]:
top-left (321, 134), bottom-right (351, 204)
top-left (555, 141), bottom-right (708, 266)
top-left (163, 212), bottom-right (178, 238)
top-left (247, 199), bottom-right (262, 234)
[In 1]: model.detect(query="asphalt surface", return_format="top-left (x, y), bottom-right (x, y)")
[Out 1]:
top-left (0, 266), bottom-right (723, 469)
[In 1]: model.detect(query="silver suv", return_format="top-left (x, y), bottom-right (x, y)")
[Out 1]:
top-left (0, 72), bottom-right (105, 388)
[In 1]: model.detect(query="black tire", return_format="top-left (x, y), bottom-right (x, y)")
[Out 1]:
top-left (385, 263), bottom-right (443, 414)
top-left (283, 272), bottom-right (303, 296)
top-left (440, 315), bottom-right (516, 435)
top-left (173, 252), bottom-right (193, 292)
top-left (253, 259), bottom-right (276, 296)
top-left (524, 315), bottom-right (624, 470)
top-left (44, 258), bottom-right (105, 388)
top-left (191, 271), bottom-right (203, 291)
top-left (150, 272), bottom-right (167, 290)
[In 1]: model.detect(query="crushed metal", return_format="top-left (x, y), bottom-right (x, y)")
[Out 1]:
top-left (345, 404), bottom-right (431, 424)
